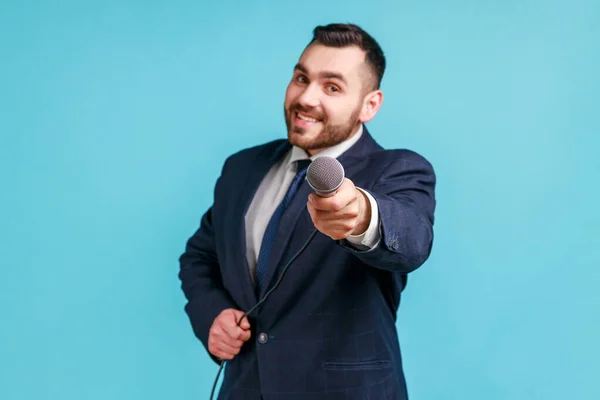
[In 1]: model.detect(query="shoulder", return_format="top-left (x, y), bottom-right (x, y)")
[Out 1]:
top-left (362, 148), bottom-right (436, 202)
top-left (221, 139), bottom-right (288, 171)
top-left (358, 128), bottom-right (434, 173)
top-left (365, 148), bottom-right (435, 177)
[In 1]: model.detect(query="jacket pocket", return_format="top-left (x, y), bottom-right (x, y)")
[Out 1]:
top-left (322, 359), bottom-right (391, 371)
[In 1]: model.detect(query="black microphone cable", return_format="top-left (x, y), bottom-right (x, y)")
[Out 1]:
top-left (209, 228), bottom-right (319, 400)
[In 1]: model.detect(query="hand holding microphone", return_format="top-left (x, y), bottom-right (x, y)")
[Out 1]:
top-left (306, 156), bottom-right (371, 241)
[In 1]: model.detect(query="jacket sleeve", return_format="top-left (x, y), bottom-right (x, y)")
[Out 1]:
top-left (178, 174), bottom-right (237, 364)
top-left (338, 150), bottom-right (436, 274)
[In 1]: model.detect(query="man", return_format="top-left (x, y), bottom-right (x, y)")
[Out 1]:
top-left (179, 23), bottom-right (436, 400)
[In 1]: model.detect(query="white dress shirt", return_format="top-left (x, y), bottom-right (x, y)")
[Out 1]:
top-left (244, 125), bottom-right (381, 284)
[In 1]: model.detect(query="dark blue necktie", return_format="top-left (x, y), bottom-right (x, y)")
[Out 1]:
top-left (255, 159), bottom-right (311, 295)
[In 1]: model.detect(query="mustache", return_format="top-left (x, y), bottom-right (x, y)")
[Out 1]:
top-left (288, 104), bottom-right (324, 120)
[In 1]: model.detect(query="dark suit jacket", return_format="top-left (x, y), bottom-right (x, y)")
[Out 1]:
top-left (179, 126), bottom-right (436, 400)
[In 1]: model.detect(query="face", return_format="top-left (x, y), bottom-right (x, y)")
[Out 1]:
top-left (283, 43), bottom-right (383, 155)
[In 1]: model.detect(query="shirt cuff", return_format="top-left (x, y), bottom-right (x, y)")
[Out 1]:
top-left (345, 187), bottom-right (381, 249)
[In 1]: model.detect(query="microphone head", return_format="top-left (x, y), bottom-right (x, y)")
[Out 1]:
top-left (306, 156), bottom-right (345, 197)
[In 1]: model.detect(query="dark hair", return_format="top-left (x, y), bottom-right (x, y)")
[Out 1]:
top-left (309, 23), bottom-right (386, 90)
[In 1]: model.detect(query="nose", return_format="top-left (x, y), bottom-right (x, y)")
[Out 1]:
top-left (296, 83), bottom-right (320, 109)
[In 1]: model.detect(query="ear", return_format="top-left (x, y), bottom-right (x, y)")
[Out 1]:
top-left (359, 90), bottom-right (384, 123)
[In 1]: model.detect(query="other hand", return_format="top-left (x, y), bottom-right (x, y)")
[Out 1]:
top-left (208, 308), bottom-right (251, 361)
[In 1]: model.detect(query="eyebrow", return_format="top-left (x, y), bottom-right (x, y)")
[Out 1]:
top-left (294, 63), bottom-right (347, 85)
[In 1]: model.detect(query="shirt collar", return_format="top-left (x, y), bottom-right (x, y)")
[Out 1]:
top-left (287, 124), bottom-right (364, 167)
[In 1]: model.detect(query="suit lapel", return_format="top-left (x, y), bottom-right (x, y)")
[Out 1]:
top-left (258, 179), bottom-right (313, 299)
top-left (234, 140), bottom-right (291, 305)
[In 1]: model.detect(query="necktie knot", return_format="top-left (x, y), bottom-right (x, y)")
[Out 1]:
top-left (296, 159), bottom-right (311, 176)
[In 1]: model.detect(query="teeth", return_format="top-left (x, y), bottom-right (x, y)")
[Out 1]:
top-left (297, 112), bottom-right (318, 123)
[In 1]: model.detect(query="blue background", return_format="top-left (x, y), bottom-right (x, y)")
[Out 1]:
top-left (1, 1), bottom-right (599, 399)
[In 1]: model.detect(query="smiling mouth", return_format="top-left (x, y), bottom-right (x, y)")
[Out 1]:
top-left (295, 111), bottom-right (321, 123)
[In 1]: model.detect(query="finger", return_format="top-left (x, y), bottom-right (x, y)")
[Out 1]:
top-left (209, 330), bottom-right (243, 351)
top-left (309, 191), bottom-right (355, 212)
top-left (308, 178), bottom-right (355, 205)
top-left (315, 220), bottom-right (356, 235)
top-left (222, 318), bottom-right (249, 342)
top-left (211, 324), bottom-right (237, 343)
top-left (306, 200), bottom-right (316, 218)
top-left (218, 341), bottom-right (242, 356)
top-left (221, 336), bottom-right (245, 348)
top-left (209, 335), bottom-right (229, 359)
top-left (221, 310), bottom-right (243, 335)
top-left (210, 325), bottom-right (227, 342)
top-left (239, 316), bottom-right (251, 330)
top-left (230, 309), bottom-right (249, 327)
top-left (221, 320), bottom-right (244, 340)
top-left (311, 204), bottom-right (359, 221)
top-left (210, 340), bottom-right (241, 360)
top-left (239, 329), bottom-right (252, 342)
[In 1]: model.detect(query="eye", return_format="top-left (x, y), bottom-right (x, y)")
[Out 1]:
top-left (326, 84), bottom-right (340, 93)
top-left (295, 75), bottom-right (308, 84)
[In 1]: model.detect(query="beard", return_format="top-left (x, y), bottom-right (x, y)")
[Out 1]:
top-left (284, 103), bottom-right (361, 151)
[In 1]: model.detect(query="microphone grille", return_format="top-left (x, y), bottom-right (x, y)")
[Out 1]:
top-left (306, 156), bottom-right (345, 196)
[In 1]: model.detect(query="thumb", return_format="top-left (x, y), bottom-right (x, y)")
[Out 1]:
top-left (239, 316), bottom-right (251, 330)
top-left (230, 309), bottom-right (247, 326)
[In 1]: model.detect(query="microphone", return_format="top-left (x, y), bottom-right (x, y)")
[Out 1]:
top-left (306, 156), bottom-right (345, 197)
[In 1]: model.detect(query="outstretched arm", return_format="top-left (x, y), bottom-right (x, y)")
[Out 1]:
top-left (306, 151), bottom-right (436, 273)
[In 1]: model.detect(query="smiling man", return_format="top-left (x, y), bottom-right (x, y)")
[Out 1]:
top-left (285, 39), bottom-right (382, 154)
top-left (179, 23), bottom-right (436, 400)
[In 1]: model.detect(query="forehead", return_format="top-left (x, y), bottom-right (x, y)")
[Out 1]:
top-left (298, 43), bottom-right (366, 81)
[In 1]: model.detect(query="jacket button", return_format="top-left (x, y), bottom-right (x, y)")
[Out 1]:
top-left (390, 240), bottom-right (398, 250)
top-left (258, 332), bottom-right (268, 344)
